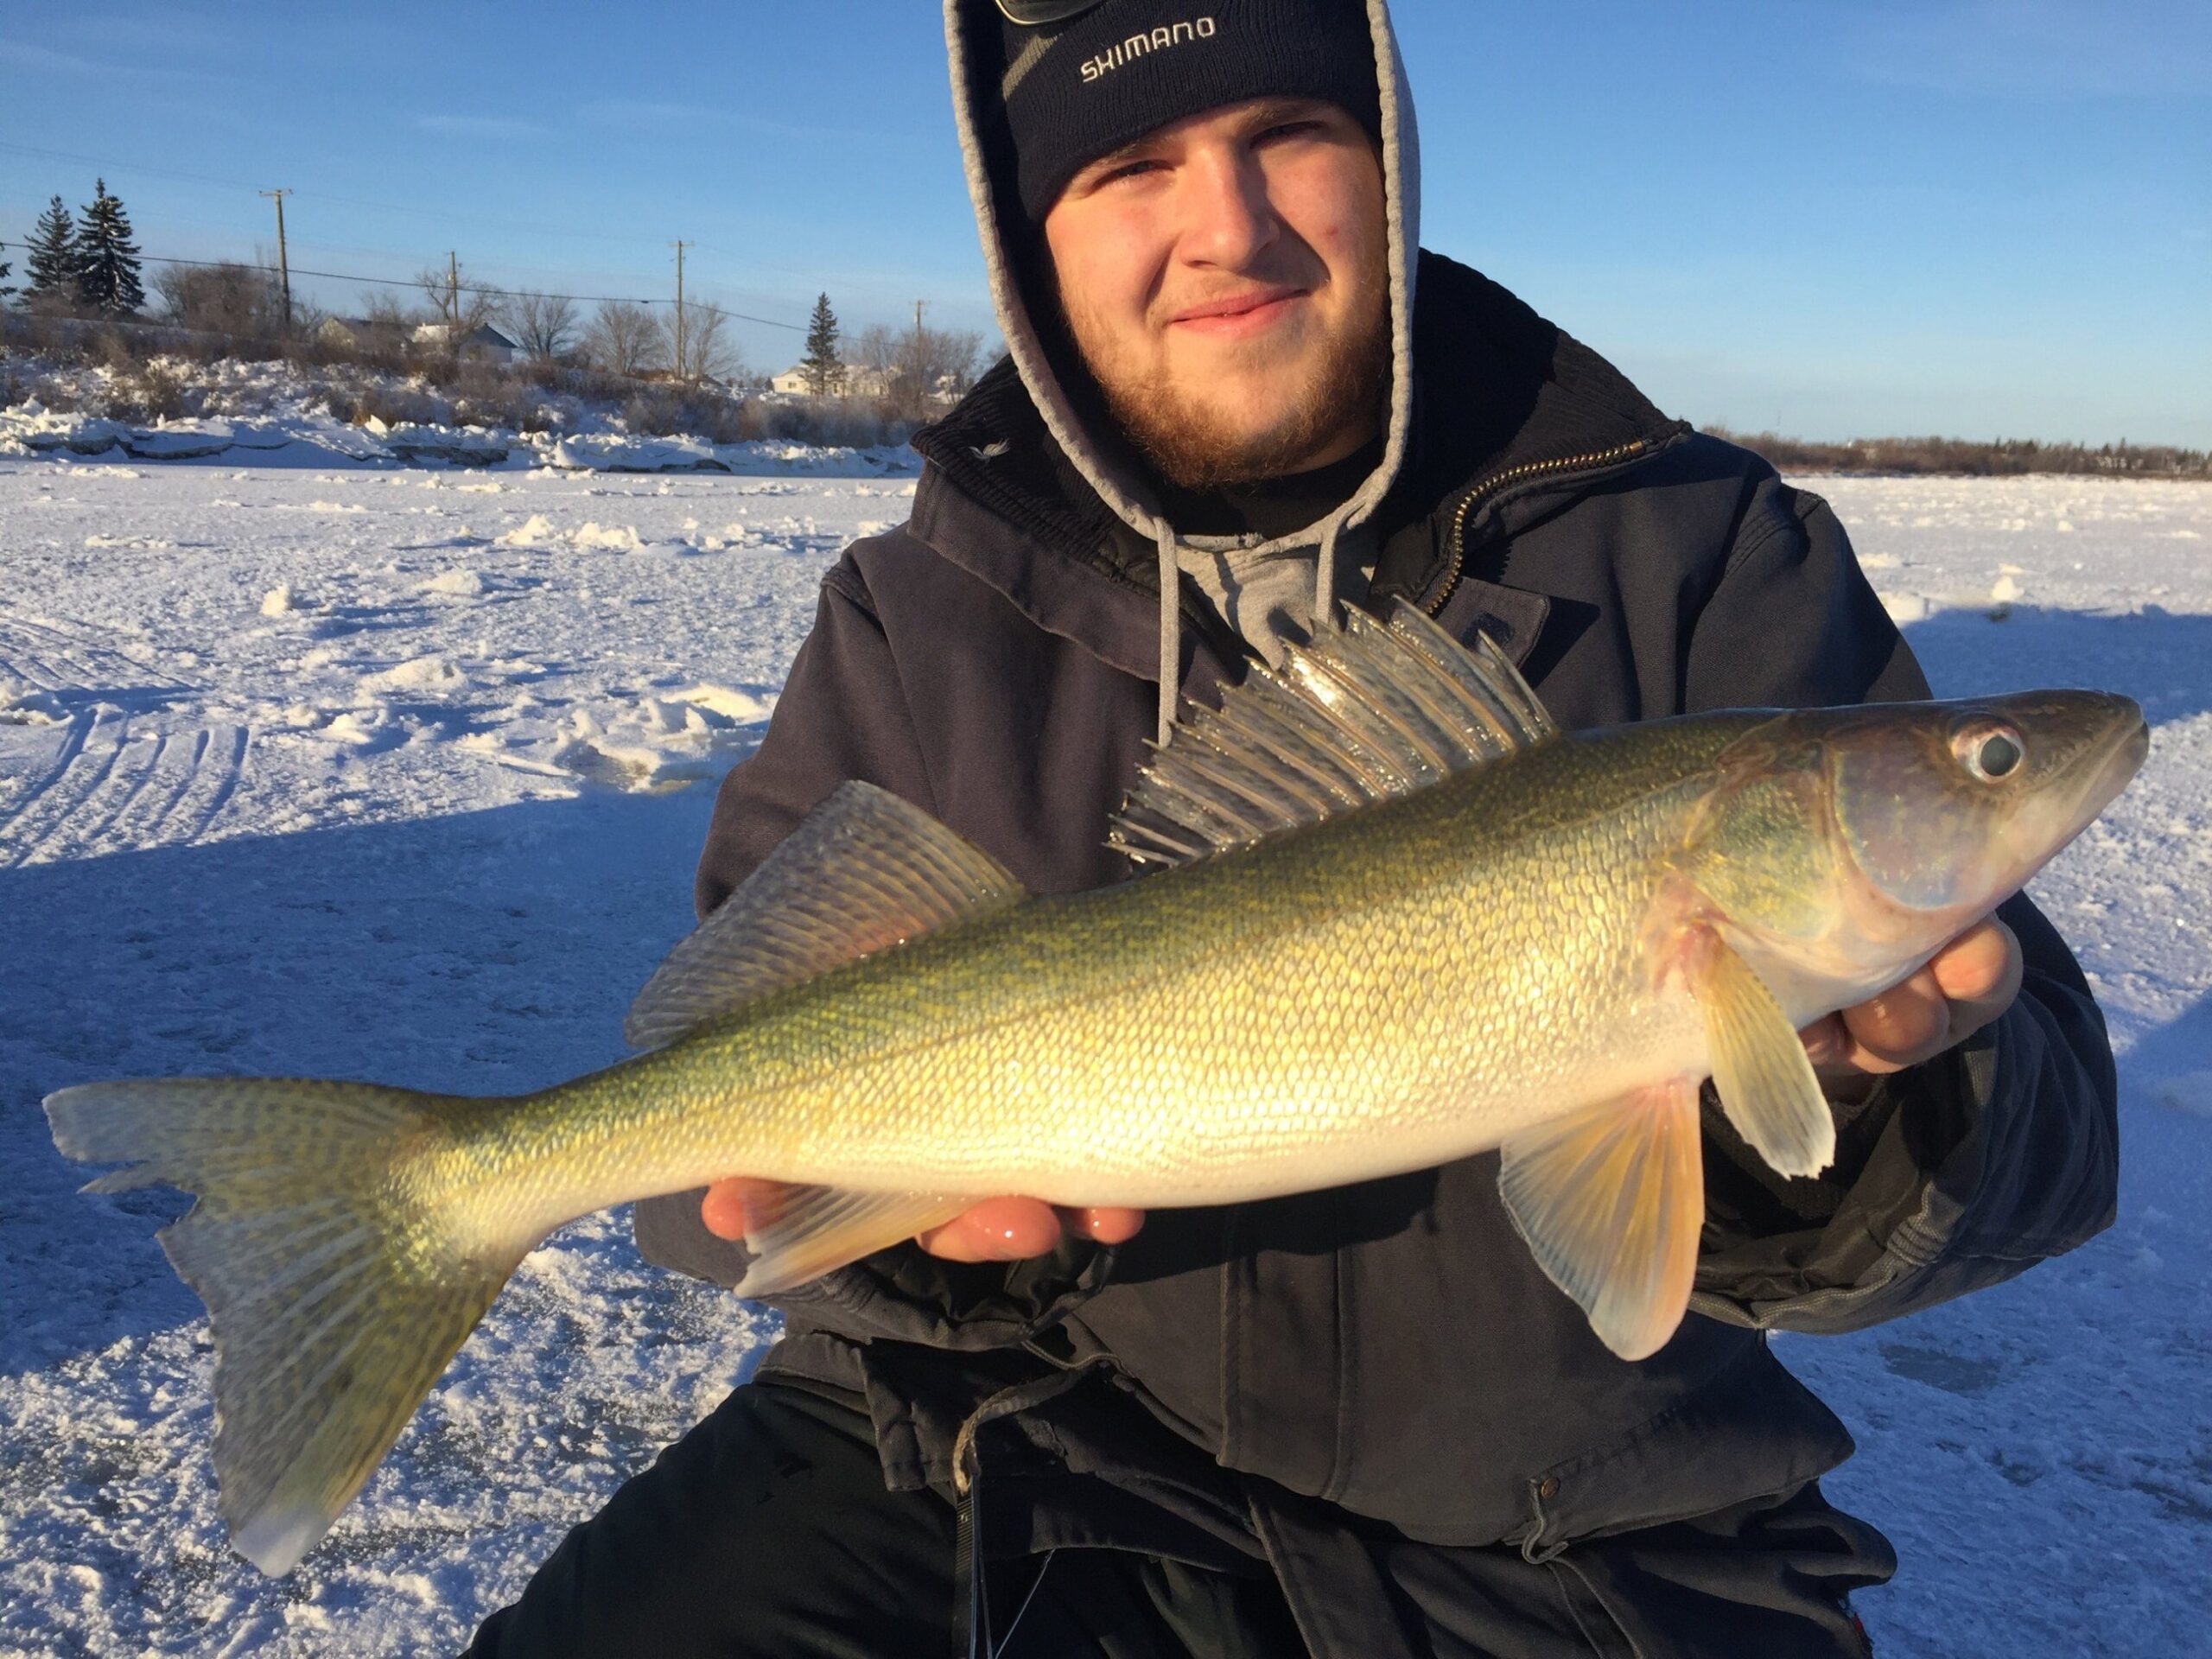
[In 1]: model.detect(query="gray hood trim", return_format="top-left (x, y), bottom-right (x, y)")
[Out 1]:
top-left (941, 0), bottom-right (1422, 737)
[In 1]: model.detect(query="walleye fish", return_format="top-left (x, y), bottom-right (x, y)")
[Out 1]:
top-left (45, 601), bottom-right (2145, 1575)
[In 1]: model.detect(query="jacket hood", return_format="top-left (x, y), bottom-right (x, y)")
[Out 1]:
top-left (942, 0), bottom-right (1424, 741)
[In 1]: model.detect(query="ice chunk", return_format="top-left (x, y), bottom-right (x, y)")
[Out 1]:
top-left (419, 569), bottom-right (487, 598)
top-left (361, 656), bottom-right (468, 694)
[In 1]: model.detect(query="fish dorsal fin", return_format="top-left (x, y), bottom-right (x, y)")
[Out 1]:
top-left (626, 781), bottom-right (1026, 1049)
top-left (1109, 600), bottom-right (1559, 869)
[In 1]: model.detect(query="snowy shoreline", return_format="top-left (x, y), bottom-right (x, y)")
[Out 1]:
top-left (1, 400), bottom-right (919, 480)
top-left (1, 461), bottom-right (2205, 1656)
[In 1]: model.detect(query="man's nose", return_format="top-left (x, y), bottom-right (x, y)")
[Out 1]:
top-left (1177, 147), bottom-right (1281, 270)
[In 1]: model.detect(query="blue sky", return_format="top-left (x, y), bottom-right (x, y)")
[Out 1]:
top-left (3, 1), bottom-right (2205, 443)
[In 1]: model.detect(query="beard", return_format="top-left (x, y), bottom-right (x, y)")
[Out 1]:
top-left (1061, 283), bottom-right (1392, 493)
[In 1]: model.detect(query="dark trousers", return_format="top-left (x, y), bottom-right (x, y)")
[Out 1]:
top-left (461, 1380), bottom-right (1306, 1659)
top-left (463, 1380), bottom-right (1883, 1659)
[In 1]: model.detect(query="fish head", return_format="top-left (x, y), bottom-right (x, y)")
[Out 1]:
top-left (1673, 691), bottom-right (2145, 1014)
top-left (1821, 690), bottom-right (2146, 939)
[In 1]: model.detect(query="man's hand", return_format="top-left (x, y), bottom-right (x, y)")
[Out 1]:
top-left (701, 1178), bottom-right (1144, 1262)
top-left (1799, 915), bottom-right (2024, 1096)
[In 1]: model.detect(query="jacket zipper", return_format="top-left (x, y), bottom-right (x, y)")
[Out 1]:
top-left (1424, 438), bottom-right (1652, 616)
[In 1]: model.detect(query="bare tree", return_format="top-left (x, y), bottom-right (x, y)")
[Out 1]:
top-left (155, 261), bottom-right (285, 338)
top-left (414, 261), bottom-right (499, 362)
top-left (868, 321), bottom-right (984, 422)
top-left (361, 288), bottom-right (413, 327)
top-left (501, 290), bottom-right (578, 363)
top-left (584, 299), bottom-right (665, 378)
top-left (854, 323), bottom-right (900, 384)
top-left (662, 302), bottom-right (745, 385)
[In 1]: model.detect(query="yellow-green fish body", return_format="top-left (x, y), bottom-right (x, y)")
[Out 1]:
top-left (46, 603), bottom-right (2146, 1575)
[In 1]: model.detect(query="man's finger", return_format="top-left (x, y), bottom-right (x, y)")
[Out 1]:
top-left (1837, 964), bottom-right (1951, 1071)
top-left (1058, 1205), bottom-right (1145, 1245)
top-left (916, 1197), bottom-right (1065, 1262)
top-left (1928, 917), bottom-right (2023, 1015)
top-left (700, 1176), bottom-right (779, 1242)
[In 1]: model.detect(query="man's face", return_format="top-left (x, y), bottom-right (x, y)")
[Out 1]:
top-left (1042, 96), bottom-right (1389, 491)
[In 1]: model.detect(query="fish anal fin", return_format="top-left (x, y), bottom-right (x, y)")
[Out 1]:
top-left (1498, 1079), bottom-right (1704, 1362)
top-left (626, 782), bottom-right (1025, 1049)
top-left (1108, 599), bottom-right (1559, 870)
top-left (1689, 934), bottom-right (1837, 1179)
top-left (735, 1185), bottom-right (976, 1298)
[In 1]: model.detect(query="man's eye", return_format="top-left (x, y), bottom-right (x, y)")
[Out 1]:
top-left (1256, 120), bottom-right (1323, 144)
top-left (1097, 159), bottom-right (1163, 186)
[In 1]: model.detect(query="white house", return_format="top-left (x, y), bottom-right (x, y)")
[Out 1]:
top-left (410, 322), bottom-right (522, 364)
top-left (769, 363), bottom-right (894, 397)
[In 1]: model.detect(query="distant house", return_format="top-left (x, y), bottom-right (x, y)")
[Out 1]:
top-left (319, 317), bottom-right (521, 365)
top-left (410, 322), bottom-right (522, 365)
top-left (318, 315), bottom-right (410, 354)
top-left (769, 363), bottom-right (893, 397)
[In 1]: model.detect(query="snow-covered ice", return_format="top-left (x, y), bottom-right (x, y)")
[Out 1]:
top-left (0, 456), bottom-right (2205, 1656)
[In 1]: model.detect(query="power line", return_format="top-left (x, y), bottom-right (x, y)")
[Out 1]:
top-left (0, 139), bottom-right (672, 250)
top-left (0, 238), bottom-right (809, 330)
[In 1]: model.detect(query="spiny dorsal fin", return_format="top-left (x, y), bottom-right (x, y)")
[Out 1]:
top-left (626, 781), bottom-right (1025, 1049)
top-left (1109, 600), bottom-right (1558, 869)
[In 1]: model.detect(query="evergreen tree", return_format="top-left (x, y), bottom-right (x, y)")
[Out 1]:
top-left (23, 196), bottom-right (77, 304)
top-left (800, 292), bottom-right (845, 397)
top-left (73, 180), bottom-right (146, 315)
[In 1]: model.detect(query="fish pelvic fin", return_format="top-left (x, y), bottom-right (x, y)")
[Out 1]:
top-left (45, 1077), bottom-right (527, 1576)
top-left (1690, 935), bottom-right (1837, 1180)
top-left (734, 1184), bottom-right (978, 1298)
top-left (1498, 1078), bottom-right (1704, 1362)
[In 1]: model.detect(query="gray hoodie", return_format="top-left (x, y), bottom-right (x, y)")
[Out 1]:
top-left (945, 0), bottom-right (1425, 734)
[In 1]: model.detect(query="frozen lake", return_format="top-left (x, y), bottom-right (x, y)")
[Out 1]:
top-left (1, 456), bottom-right (2205, 1656)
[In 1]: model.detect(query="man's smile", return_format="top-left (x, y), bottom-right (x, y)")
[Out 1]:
top-left (1165, 284), bottom-right (1311, 337)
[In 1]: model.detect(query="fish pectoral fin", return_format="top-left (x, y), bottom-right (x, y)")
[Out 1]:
top-left (1498, 1079), bottom-right (1704, 1362)
top-left (1688, 936), bottom-right (1837, 1180)
top-left (626, 781), bottom-right (1026, 1050)
top-left (735, 1184), bottom-right (978, 1298)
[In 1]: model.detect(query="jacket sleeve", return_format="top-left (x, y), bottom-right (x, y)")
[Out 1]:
top-left (632, 554), bottom-right (1117, 1349)
top-left (1679, 467), bottom-right (2120, 1334)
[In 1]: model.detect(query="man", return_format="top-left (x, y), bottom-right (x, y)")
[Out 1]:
top-left (467, 2), bottom-right (2117, 1653)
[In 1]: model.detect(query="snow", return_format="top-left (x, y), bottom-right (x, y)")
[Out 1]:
top-left (0, 458), bottom-right (2205, 1656)
top-left (0, 368), bottom-right (921, 481)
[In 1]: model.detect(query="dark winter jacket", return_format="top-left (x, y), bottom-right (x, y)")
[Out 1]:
top-left (632, 254), bottom-right (2120, 1630)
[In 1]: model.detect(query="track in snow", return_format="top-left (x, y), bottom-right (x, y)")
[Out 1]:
top-left (0, 608), bottom-right (249, 866)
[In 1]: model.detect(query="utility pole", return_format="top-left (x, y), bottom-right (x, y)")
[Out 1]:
top-left (260, 188), bottom-right (292, 334)
top-left (671, 239), bottom-right (689, 381)
top-left (448, 250), bottom-right (460, 329)
top-left (914, 298), bottom-right (926, 337)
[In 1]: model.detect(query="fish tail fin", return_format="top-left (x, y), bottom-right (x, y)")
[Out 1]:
top-left (45, 1077), bottom-right (528, 1575)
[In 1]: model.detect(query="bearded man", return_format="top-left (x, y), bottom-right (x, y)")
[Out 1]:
top-left (466, 3), bottom-right (2118, 1654)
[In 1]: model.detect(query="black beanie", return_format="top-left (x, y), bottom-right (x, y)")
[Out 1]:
top-left (988, 0), bottom-right (1382, 222)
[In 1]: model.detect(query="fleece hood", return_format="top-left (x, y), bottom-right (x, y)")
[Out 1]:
top-left (942, 0), bottom-right (1424, 741)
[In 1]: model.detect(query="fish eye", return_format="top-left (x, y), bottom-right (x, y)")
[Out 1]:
top-left (1953, 721), bottom-right (2025, 783)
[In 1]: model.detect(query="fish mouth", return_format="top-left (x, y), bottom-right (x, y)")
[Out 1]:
top-left (2077, 700), bottom-right (2149, 826)
top-left (2018, 694), bottom-right (2146, 869)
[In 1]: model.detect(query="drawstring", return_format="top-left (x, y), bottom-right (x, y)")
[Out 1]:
top-left (1154, 522), bottom-right (1179, 747)
top-left (1156, 515), bottom-right (1354, 745)
top-left (951, 1360), bottom-right (1111, 1659)
top-left (1313, 518), bottom-right (1345, 634)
